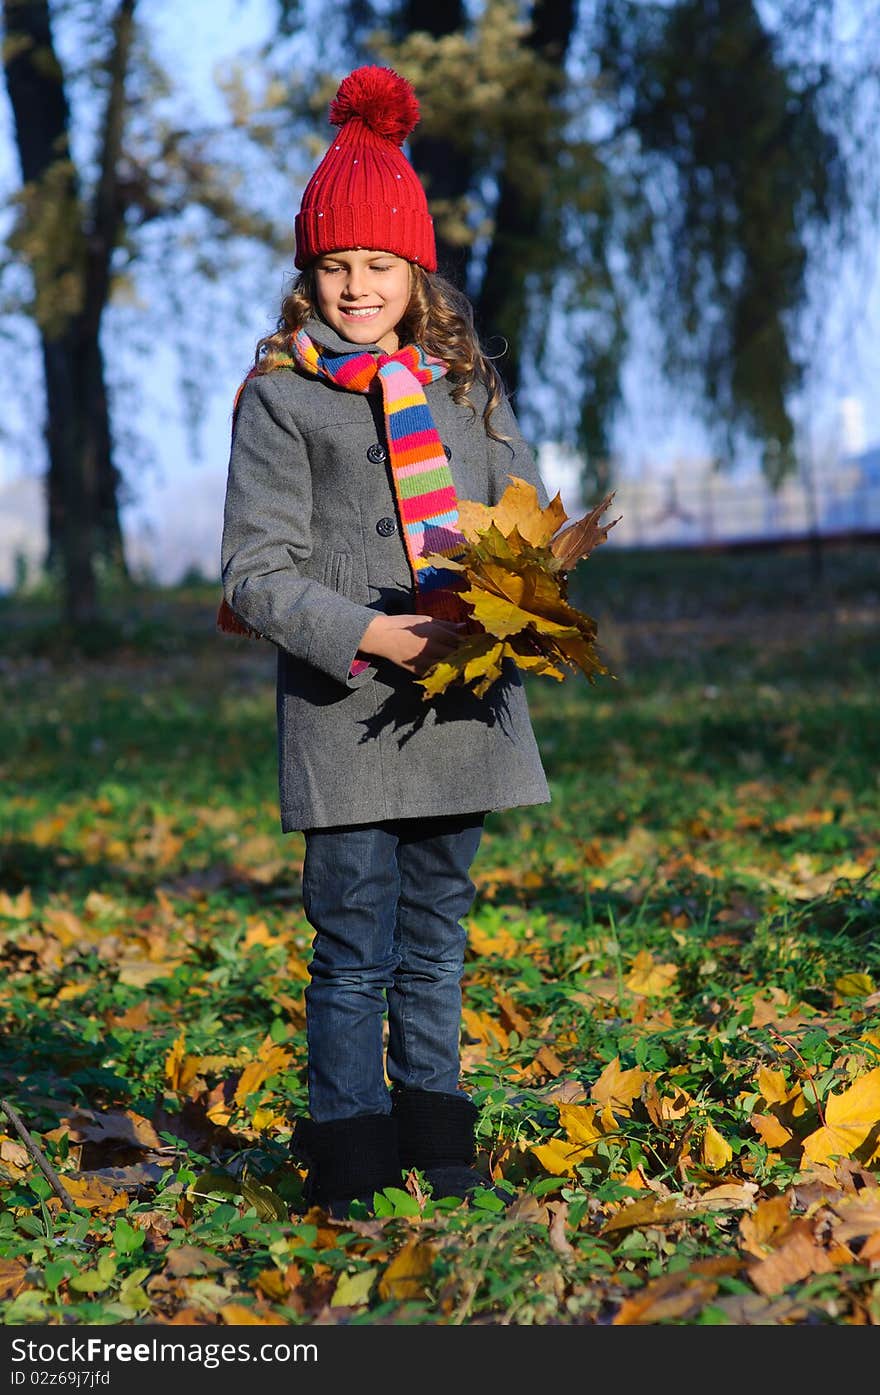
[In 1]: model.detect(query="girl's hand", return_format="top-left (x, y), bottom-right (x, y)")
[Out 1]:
top-left (357, 613), bottom-right (467, 676)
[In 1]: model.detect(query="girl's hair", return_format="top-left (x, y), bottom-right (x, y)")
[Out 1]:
top-left (253, 262), bottom-right (511, 441)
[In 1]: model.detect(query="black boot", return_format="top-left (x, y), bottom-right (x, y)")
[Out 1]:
top-left (289, 1113), bottom-right (401, 1219)
top-left (392, 1086), bottom-right (492, 1201)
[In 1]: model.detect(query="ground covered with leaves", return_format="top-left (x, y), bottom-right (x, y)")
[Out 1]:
top-left (1, 542), bottom-right (878, 1326)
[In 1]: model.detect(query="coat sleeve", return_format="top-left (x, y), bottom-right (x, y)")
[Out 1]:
top-left (220, 373), bottom-right (378, 688)
top-left (485, 392), bottom-right (551, 509)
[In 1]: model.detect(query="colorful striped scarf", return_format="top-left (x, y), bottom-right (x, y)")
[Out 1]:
top-left (218, 329), bottom-right (470, 646)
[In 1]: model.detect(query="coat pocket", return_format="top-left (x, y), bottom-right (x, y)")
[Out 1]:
top-left (321, 549), bottom-right (353, 597)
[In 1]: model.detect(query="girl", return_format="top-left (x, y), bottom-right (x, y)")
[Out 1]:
top-left (220, 64), bottom-right (551, 1217)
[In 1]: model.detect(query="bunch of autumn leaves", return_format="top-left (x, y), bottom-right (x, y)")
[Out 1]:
top-left (417, 477), bottom-right (620, 700)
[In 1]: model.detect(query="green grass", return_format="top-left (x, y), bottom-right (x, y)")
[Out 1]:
top-left (0, 542), bottom-right (878, 1326)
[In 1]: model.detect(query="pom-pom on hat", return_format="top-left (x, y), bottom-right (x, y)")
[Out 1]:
top-left (294, 65), bottom-right (436, 272)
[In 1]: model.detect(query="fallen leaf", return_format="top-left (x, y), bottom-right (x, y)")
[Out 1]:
top-left (331, 1268), bottom-right (377, 1307)
top-left (801, 1068), bottom-right (880, 1166)
top-left (52, 1174), bottom-right (128, 1213)
top-left (834, 973), bottom-right (875, 999)
top-left (0, 1259), bottom-right (28, 1300)
top-left (625, 950), bottom-right (678, 997)
top-left (164, 1246), bottom-right (229, 1278)
top-left (738, 1195), bottom-right (794, 1258)
top-left (700, 1123), bottom-right (734, 1171)
top-left (547, 1201), bottom-right (575, 1257)
top-left (0, 1139), bottom-right (28, 1169)
top-left (506, 1194), bottom-right (551, 1225)
top-left (751, 1113), bottom-right (794, 1149)
top-left (612, 1271), bottom-right (718, 1324)
top-left (461, 1007), bottom-right (509, 1053)
top-left (255, 1269), bottom-right (290, 1303)
top-left (600, 1197), bottom-right (692, 1234)
top-left (377, 1241), bottom-right (435, 1302)
top-left (530, 1139), bottom-right (581, 1177)
top-left (747, 1220), bottom-right (835, 1296)
top-left (590, 1057), bottom-right (652, 1114)
top-left (117, 958), bottom-right (183, 987)
top-left (56, 1107), bottom-right (162, 1151)
top-left (694, 1182), bottom-right (759, 1212)
top-left (219, 1303), bottom-right (288, 1325)
top-left (826, 1190), bottom-right (880, 1246)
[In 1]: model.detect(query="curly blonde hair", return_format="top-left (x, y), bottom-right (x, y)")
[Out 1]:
top-left (253, 263), bottom-right (510, 441)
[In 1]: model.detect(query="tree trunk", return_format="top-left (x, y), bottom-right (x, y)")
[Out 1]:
top-left (473, 0), bottom-right (578, 399)
top-left (2, 0), bottom-right (133, 623)
top-left (394, 0), bottom-right (475, 288)
top-left (83, 0), bottom-right (135, 577)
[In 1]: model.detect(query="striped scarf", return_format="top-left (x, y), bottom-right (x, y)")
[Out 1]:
top-left (217, 330), bottom-right (470, 645)
top-left (290, 329), bottom-right (469, 618)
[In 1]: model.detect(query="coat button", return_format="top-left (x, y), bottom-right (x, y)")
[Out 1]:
top-left (442, 443), bottom-right (452, 460)
top-left (376, 516), bottom-right (397, 537)
top-left (367, 443), bottom-right (387, 464)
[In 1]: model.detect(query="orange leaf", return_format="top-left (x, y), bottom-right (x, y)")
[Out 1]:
top-left (747, 1220), bottom-right (834, 1296)
top-left (234, 1044), bottom-right (293, 1108)
top-left (738, 1195), bottom-right (793, 1258)
top-left (751, 1113), bottom-right (794, 1149)
top-left (461, 1007), bottom-right (509, 1054)
top-left (612, 1272), bottom-right (718, 1325)
top-left (54, 1174), bottom-right (129, 1214)
top-left (219, 1304), bottom-right (288, 1325)
top-left (0, 1258), bottom-right (28, 1300)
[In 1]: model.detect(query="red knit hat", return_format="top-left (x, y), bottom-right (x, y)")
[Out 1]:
top-left (294, 65), bottom-right (437, 272)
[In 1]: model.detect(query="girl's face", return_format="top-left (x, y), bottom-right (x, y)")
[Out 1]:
top-left (313, 249), bottom-right (412, 353)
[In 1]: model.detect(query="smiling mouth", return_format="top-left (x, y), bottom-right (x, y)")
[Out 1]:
top-left (339, 306), bottom-right (382, 317)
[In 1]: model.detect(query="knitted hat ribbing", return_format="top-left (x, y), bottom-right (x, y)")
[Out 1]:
top-left (294, 65), bottom-right (437, 272)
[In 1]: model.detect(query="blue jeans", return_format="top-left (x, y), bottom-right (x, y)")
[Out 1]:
top-left (301, 812), bottom-right (485, 1122)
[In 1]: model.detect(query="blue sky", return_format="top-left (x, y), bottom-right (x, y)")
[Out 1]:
top-left (1, 0), bottom-right (878, 580)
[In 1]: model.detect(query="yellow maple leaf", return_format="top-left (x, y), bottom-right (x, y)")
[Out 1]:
top-left (56, 1174), bottom-right (129, 1214)
top-left (417, 477), bottom-right (617, 699)
top-left (590, 1057), bottom-right (652, 1115)
top-left (801, 1067), bottom-right (880, 1165)
top-left (457, 477), bottom-right (569, 547)
top-left (625, 950), bottom-right (678, 997)
top-left (558, 1101), bottom-right (605, 1146)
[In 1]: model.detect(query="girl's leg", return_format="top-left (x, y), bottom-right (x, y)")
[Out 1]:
top-left (301, 822), bottom-right (401, 1122)
top-left (386, 811), bottom-right (500, 1200)
top-left (386, 811), bottom-right (485, 1093)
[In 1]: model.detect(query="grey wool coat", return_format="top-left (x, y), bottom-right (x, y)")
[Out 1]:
top-left (220, 318), bottom-right (552, 831)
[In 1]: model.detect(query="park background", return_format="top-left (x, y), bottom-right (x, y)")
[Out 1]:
top-left (0, 0), bottom-right (879, 1331)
